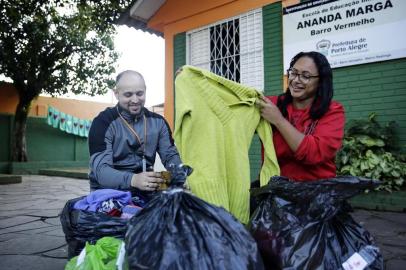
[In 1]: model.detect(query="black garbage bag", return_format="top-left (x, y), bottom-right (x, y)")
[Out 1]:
top-left (248, 176), bottom-right (384, 270)
top-left (60, 196), bottom-right (128, 259)
top-left (60, 164), bottom-right (189, 259)
top-left (125, 164), bottom-right (264, 270)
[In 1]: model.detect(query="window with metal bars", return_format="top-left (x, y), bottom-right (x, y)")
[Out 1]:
top-left (187, 9), bottom-right (263, 90)
top-left (209, 19), bottom-right (240, 82)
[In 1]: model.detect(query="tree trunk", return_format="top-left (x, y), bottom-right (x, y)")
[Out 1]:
top-left (11, 100), bottom-right (32, 162)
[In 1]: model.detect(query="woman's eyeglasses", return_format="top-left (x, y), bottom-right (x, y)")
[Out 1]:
top-left (287, 68), bottom-right (319, 83)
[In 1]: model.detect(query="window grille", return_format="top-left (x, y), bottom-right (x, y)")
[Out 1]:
top-left (187, 9), bottom-right (263, 90)
top-left (210, 19), bottom-right (240, 82)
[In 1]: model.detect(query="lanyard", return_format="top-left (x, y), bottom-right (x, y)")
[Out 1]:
top-left (117, 107), bottom-right (148, 172)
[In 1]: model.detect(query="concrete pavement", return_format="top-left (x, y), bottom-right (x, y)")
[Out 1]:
top-left (0, 175), bottom-right (405, 270)
top-left (0, 175), bottom-right (88, 270)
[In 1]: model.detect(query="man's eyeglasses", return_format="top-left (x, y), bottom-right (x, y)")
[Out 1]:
top-left (287, 69), bottom-right (319, 83)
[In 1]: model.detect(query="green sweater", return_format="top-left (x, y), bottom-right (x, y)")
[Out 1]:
top-left (174, 66), bottom-right (280, 223)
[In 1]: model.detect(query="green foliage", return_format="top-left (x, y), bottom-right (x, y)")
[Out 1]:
top-left (0, 0), bottom-right (132, 97)
top-left (0, 0), bottom-right (132, 161)
top-left (336, 113), bottom-right (406, 192)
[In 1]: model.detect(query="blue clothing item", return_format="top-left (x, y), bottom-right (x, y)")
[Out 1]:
top-left (121, 205), bottom-right (142, 220)
top-left (73, 189), bottom-right (132, 212)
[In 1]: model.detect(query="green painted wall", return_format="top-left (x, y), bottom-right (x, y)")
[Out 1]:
top-left (173, 33), bottom-right (186, 80)
top-left (173, 32), bottom-right (187, 124)
top-left (334, 58), bottom-right (406, 148)
top-left (263, 2), bottom-right (283, 96)
top-left (0, 114), bottom-right (89, 173)
top-left (247, 2), bottom-right (284, 182)
top-left (26, 117), bottom-right (76, 161)
top-left (0, 114), bottom-right (12, 162)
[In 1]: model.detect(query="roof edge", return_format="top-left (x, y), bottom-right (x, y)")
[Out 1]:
top-left (115, 0), bottom-right (164, 37)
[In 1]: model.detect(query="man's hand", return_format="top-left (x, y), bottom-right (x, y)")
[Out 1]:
top-left (131, 172), bottom-right (165, 191)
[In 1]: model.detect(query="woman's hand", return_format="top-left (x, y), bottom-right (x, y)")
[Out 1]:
top-left (256, 96), bottom-right (284, 126)
top-left (257, 96), bottom-right (305, 152)
top-left (131, 172), bottom-right (164, 191)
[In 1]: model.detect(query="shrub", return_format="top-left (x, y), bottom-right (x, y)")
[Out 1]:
top-left (336, 113), bottom-right (406, 192)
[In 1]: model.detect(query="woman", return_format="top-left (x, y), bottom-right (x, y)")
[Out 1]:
top-left (257, 51), bottom-right (345, 181)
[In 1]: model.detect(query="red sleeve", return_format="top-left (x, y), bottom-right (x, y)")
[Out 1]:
top-left (294, 101), bottom-right (345, 165)
top-left (266, 95), bottom-right (278, 105)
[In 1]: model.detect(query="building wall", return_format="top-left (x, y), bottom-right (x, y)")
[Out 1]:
top-left (0, 114), bottom-right (89, 173)
top-left (170, 0), bottom-right (406, 181)
top-left (263, 2), bottom-right (283, 96)
top-left (0, 82), bottom-right (115, 173)
top-left (0, 115), bottom-right (12, 163)
top-left (0, 82), bottom-right (115, 120)
top-left (173, 32), bottom-right (187, 121)
top-left (334, 58), bottom-right (406, 148)
top-left (249, 1), bottom-right (285, 180)
top-left (157, 0), bottom-right (281, 127)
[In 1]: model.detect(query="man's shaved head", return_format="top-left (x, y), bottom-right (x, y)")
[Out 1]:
top-left (116, 70), bottom-right (145, 90)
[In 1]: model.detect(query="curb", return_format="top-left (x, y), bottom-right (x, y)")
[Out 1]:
top-left (350, 190), bottom-right (406, 212)
top-left (0, 174), bottom-right (22, 185)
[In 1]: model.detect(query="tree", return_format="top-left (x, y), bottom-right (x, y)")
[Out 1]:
top-left (0, 0), bottom-right (132, 161)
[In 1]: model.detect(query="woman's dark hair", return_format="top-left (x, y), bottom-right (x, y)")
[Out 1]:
top-left (277, 51), bottom-right (333, 120)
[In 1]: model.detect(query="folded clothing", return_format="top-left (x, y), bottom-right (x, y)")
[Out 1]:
top-left (98, 198), bottom-right (125, 214)
top-left (121, 205), bottom-right (142, 219)
top-left (73, 189), bottom-right (132, 212)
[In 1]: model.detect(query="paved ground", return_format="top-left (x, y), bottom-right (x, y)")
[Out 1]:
top-left (0, 175), bottom-right (405, 270)
top-left (0, 175), bottom-right (88, 270)
top-left (354, 210), bottom-right (406, 270)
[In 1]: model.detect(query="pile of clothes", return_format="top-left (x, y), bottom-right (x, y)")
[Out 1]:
top-left (73, 189), bottom-right (144, 220)
top-left (60, 189), bottom-right (146, 258)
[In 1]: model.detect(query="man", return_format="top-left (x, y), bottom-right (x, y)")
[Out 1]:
top-left (88, 70), bottom-right (182, 195)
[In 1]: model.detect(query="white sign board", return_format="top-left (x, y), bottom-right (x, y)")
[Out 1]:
top-left (283, 0), bottom-right (406, 71)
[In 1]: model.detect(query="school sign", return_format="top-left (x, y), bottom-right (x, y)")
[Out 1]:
top-left (282, 0), bottom-right (406, 70)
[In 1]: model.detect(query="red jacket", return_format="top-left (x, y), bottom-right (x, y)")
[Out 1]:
top-left (266, 96), bottom-right (345, 181)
